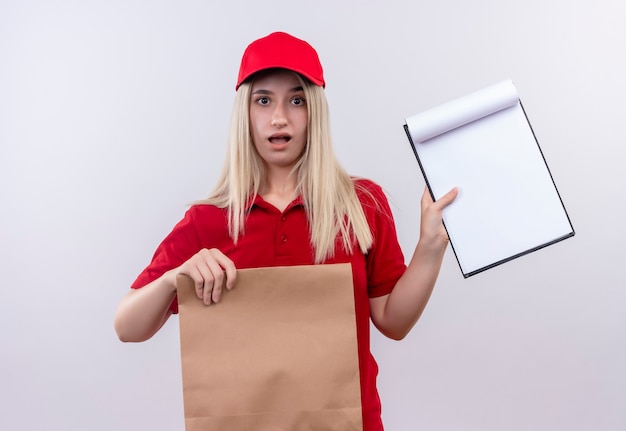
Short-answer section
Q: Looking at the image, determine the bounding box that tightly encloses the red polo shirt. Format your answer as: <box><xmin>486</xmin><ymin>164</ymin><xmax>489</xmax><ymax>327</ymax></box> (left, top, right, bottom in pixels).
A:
<box><xmin>131</xmin><ymin>178</ymin><xmax>407</xmax><ymax>431</ymax></box>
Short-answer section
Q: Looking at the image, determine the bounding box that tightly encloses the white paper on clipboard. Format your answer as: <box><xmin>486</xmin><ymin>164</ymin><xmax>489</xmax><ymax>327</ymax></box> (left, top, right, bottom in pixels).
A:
<box><xmin>404</xmin><ymin>80</ymin><xmax>574</xmax><ymax>277</ymax></box>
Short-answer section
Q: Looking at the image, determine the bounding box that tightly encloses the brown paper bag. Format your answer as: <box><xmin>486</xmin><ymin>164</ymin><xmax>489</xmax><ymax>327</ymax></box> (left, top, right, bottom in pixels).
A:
<box><xmin>177</xmin><ymin>263</ymin><xmax>363</xmax><ymax>431</ymax></box>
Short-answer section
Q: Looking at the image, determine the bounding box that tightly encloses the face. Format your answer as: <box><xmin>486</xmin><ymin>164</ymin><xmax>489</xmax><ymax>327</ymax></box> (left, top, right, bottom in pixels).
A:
<box><xmin>249</xmin><ymin>69</ymin><xmax>308</xmax><ymax>172</ymax></box>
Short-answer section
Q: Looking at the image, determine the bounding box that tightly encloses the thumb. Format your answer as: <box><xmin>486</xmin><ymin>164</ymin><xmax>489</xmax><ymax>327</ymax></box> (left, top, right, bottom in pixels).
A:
<box><xmin>435</xmin><ymin>187</ymin><xmax>458</xmax><ymax>209</ymax></box>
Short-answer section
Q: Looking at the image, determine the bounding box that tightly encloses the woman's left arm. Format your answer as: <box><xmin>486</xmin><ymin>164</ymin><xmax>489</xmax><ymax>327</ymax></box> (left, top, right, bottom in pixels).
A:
<box><xmin>369</xmin><ymin>186</ymin><xmax>458</xmax><ymax>340</ymax></box>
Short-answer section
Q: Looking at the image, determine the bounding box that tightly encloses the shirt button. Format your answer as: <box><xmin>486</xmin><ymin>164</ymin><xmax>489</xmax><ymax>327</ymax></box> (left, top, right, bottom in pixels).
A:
<box><xmin>281</xmin><ymin>215</ymin><xmax>287</xmax><ymax>222</ymax></box>
<box><xmin>281</xmin><ymin>234</ymin><xmax>288</xmax><ymax>243</ymax></box>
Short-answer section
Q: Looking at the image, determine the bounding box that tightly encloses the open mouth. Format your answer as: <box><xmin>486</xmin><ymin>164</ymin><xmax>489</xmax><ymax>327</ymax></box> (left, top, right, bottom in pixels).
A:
<box><xmin>269</xmin><ymin>134</ymin><xmax>291</xmax><ymax>145</ymax></box>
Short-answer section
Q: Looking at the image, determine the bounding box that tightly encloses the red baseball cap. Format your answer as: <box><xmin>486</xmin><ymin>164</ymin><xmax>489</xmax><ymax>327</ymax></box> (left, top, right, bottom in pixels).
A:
<box><xmin>236</xmin><ymin>32</ymin><xmax>325</xmax><ymax>90</ymax></box>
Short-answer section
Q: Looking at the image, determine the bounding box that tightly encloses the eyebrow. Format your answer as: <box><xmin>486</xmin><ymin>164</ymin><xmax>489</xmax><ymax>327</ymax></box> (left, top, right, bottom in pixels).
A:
<box><xmin>251</xmin><ymin>86</ymin><xmax>304</xmax><ymax>95</ymax></box>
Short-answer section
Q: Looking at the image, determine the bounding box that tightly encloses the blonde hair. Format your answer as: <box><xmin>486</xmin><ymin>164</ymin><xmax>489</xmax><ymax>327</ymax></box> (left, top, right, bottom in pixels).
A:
<box><xmin>202</xmin><ymin>74</ymin><xmax>373</xmax><ymax>263</ymax></box>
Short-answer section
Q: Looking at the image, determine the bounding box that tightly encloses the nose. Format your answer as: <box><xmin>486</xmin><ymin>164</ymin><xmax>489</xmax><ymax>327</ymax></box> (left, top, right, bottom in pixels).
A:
<box><xmin>271</xmin><ymin>105</ymin><xmax>287</xmax><ymax>128</ymax></box>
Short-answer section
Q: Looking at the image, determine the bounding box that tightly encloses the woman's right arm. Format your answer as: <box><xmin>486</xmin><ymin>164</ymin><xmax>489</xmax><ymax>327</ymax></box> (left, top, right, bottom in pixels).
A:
<box><xmin>114</xmin><ymin>248</ymin><xmax>237</xmax><ymax>342</ymax></box>
<box><xmin>114</xmin><ymin>269</ymin><xmax>178</xmax><ymax>343</ymax></box>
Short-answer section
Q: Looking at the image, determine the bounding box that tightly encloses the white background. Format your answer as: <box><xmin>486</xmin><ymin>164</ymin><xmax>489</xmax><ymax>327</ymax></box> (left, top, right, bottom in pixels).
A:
<box><xmin>1</xmin><ymin>1</ymin><xmax>624</xmax><ymax>430</ymax></box>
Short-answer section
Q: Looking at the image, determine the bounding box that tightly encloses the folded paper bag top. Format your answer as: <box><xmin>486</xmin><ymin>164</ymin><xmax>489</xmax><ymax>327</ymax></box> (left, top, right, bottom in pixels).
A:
<box><xmin>176</xmin><ymin>263</ymin><xmax>363</xmax><ymax>431</ymax></box>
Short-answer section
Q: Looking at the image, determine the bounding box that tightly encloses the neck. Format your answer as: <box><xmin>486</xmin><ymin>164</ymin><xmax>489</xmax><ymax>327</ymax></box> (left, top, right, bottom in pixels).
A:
<box><xmin>261</xmin><ymin>168</ymin><xmax>299</xmax><ymax>212</ymax></box>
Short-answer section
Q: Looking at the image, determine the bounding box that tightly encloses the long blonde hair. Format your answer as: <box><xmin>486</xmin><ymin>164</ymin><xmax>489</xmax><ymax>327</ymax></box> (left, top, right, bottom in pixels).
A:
<box><xmin>202</xmin><ymin>74</ymin><xmax>373</xmax><ymax>263</ymax></box>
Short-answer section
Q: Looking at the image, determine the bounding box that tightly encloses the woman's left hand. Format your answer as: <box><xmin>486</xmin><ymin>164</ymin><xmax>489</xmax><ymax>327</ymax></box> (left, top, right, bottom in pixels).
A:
<box><xmin>419</xmin><ymin>186</ymin><xmax>458</xmax><ymax>246</ymax></box>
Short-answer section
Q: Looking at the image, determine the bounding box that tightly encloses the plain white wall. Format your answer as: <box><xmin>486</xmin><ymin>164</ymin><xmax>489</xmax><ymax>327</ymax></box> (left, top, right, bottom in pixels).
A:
<box><xmin>1</xmin><ymin>0</ymin><xmax>624</xmax><ymax>430</ymax></box>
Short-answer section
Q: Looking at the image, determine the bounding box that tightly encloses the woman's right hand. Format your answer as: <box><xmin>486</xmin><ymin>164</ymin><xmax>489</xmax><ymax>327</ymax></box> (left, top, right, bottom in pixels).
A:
<box><xmin>177</xmin><ymin>248</ymin><xmax>236</xmax><ymax>305</ymax></box>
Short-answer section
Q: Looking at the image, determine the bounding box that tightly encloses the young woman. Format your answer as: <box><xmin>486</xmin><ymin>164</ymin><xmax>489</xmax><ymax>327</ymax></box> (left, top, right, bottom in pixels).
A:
<box><xmin>114</xmin><ymin>31</ymin><xmax>457</xmax><ymax>430</ymax></box>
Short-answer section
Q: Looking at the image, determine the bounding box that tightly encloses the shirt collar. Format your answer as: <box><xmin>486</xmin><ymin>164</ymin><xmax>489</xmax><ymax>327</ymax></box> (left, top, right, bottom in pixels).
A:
<box><xmin>246</xmin><ymin>194</ymin><xmax>304</xmax><ymax>213</ymax></box>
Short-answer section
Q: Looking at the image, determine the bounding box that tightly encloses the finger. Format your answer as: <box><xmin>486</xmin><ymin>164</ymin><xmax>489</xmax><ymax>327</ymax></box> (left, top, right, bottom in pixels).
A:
<box><xmin>189</xmin><ymin>252</ymin><xmax>218</xmax><ymax>305</ymax></box>
<box><xmin>421</xmin><ymin>186</ymin><xmax>434</xmax><ymax>206</ymax></box>
<box><xmin>187</xmin><ymin>248</ymin><xmax>237</xmax><ymax>304</ymax></box>
<box><xmin>183</xmin><ymin>265</ymin><xmax>209</xmax><ymax>302</ymax></box>
<box><xmin>212</xmin><ymin>251</ymin><xmax>237</xmax><ymax>290</ymax></box>
<box><xmin>432</xmin><ymin>187</ymin><xmax>458</xmax><ymax>209</ymax></box>
<box><xmin>200</xmin><ymin>271</ymin><xmax>216</xmax><ymax>306</ymax></box>
<box><xmin>201</xmin><ymin>249</ymin><xmax>228</xmax><ymax>304</ymax></box>
<box><xmin>194</xmin><ymin>262</ymin><xmax>216</xmax><ymax>305</ymax></box>
<box><xmin>208</xmin><ymin>263</ymin><xmax>224</xmax><ymax>304</ymax></box>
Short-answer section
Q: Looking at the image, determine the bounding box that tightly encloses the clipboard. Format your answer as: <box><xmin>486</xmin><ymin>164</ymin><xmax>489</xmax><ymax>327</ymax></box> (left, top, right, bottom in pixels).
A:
<box><xmin>404</xmin><ymin>80</ymin><xmax>574</xmax><ymax>277</ymax></box>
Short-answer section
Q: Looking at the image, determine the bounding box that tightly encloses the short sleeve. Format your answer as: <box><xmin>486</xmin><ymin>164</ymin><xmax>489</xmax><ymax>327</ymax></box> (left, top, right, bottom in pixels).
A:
<box><xmin>355</xmin><ymin>179</ymin><xmax>407</xmax><ymax>298</ymax></box>
<box><xmin>130</xmin><ymin>207</ymin><xmax>205</xmax><ymax>313</ymax></box>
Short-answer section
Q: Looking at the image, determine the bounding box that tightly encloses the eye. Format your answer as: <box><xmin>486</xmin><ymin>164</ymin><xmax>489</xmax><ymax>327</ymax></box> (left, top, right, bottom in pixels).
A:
<box><xmin>291</xmin><ymin>96</ymin><xmax>306</xmax><ymax>106</ymax></box>
<box><xmin>256</xmin><ymin>97</ymin><xmax>270</xmax><ymax>105</ymax></box>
